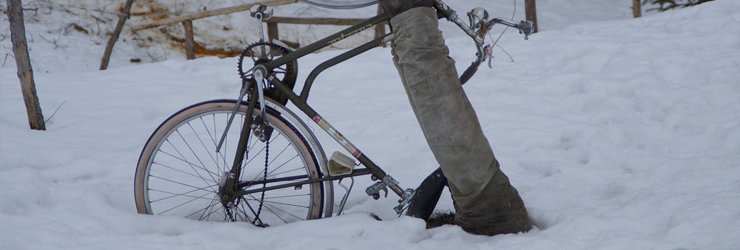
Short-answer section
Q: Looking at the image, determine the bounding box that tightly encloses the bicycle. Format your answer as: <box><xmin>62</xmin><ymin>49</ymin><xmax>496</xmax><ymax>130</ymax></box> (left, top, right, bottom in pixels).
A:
<box><xmin>134</xmin><ymin>0</ymin><xmax>533</xmax><ymax>227</ymax></box>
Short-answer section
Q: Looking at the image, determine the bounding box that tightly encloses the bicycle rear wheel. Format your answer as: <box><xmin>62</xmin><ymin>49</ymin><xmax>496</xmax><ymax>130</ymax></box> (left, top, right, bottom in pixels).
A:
<box><xmin>135</xmin><ymin>100</ymin><xmax>324</xmax><ymax>226</ymax></box>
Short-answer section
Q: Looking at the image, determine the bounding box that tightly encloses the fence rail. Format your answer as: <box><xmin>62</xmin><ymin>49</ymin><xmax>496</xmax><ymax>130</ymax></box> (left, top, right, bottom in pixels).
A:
<box><xmin>100</xmin><ymin>0</ymin><xmax>387</xmax><ymax>69</ymax></box>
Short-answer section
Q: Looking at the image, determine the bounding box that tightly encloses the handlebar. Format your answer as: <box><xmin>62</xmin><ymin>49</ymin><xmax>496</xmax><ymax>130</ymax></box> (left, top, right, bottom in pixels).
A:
<box><xmin>459</xmin><ymin>60</ymin><xmax>481</xmax><ymax>85</ymax></box>
<box><xmin>433</xmin><ymin>0</ymin><xmax>533</xmax><ymax>85</ymax></box>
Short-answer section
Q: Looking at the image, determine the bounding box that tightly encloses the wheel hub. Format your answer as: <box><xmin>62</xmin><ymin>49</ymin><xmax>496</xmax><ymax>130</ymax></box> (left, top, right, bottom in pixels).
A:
<box><xmin>218</xmin><ymin>171</ymin><xmax>238</xmax><ymax>207</ymax></box>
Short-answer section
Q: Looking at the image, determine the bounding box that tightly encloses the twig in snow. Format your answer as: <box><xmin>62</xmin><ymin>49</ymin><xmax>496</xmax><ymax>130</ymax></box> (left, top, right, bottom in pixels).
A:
<box><xmin>2</xmin><ymin>53</ymin><xmax>15</xmax><ymax>67</ymax></box>
<box><xmin>44</xmin><ymin>101</ymin><xmax>66</xmax><ymax>124</ymax></box>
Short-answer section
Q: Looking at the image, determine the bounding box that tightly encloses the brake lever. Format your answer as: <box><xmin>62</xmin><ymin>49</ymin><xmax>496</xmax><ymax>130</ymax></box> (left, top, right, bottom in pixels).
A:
<box><xmin>518</xmin><ymin>20</ymin><xmax>535</xmax><ymax>40</ymax></box>
<box><xmin>484</xmin><ymin>44</ymin><xmax>493</xmax><ymax>68</ymax></box>
<box><xmin>435</xmin><ymin>0</ymin><xmax>533</xmax><ymax>84</ymax></box>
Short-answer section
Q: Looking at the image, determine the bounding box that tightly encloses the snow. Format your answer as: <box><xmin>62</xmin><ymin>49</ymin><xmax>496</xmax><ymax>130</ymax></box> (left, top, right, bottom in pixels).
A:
<box><xmin>2</xmin><ymin>0</ymin><xmax>740</xmax><ymax>249</ymax></box>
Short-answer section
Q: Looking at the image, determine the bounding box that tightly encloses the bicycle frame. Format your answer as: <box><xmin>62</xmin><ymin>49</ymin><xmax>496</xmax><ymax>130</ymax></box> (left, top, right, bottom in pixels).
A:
<box><xmin>231</xmin><ymin>12</ymin><xmax>405</xmax><ymax>200</ymax></box>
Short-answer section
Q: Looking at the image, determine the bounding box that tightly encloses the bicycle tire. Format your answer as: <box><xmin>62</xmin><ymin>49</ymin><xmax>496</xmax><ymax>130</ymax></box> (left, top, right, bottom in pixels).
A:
<box><xmin>135</xmin><ymin>100</ymin><xmax>324</xmax><ymax>226</ymax></box>
<box><xmin>299</xmin><ymin>0</ymin><xmax>378</xmax><ymax>9</ymax></box>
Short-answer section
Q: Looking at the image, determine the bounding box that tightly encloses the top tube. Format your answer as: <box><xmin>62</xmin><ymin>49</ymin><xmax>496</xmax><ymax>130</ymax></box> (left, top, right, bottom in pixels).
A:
<box><xmin>262</xmin><ymin>12</ymin><xmax>391</xmax><ymax>71</ymax></box>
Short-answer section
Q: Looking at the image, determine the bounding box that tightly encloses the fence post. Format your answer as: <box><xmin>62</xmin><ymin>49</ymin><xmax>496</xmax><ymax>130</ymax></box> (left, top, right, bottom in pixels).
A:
<box><xmin>6</xmin><ymin>0</ymin><xmax>45</xmax><ymax>130</ymax></box>
<box><xmin>182</xmin><ymin>20</ymin><xmax>196</xmax><ymax>59</ymax></box>
<box><xmin>632</xmin><ymin>0</ymin><xmax>642</xmax><ymax>18</ymax></box>
<box><xmin>375</xmin><ymin>4</ymin><xmax>387</xmax><ymax>47</ymax></box>
<box><xmin>267</xmin><ymin>21</ymin><xmax>279</xmax><ymax>43</ymax></box>
<box><xmin>525</xmin><ymin>0</ymin><xmax>538</xmax><ymax>33</ymax></box>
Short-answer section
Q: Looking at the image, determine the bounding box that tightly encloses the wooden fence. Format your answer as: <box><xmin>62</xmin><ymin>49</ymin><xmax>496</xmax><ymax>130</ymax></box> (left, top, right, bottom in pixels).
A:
<box><xmin>100</xmin><ymin>0</ymin><xmax>386</xmax><ymax>70</ymax></box>
<box><xmin>264</xmin><ymin>7</ymin><xmax>387</xmax><ymax>49</ymax></box>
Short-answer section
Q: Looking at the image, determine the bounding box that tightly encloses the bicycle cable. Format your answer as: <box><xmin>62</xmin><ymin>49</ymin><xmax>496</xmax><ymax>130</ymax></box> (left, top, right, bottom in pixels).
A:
<box><xmin>488</xmin><ymin>0</ymin><xmax>518</xmax><ymax>64</ymax></box>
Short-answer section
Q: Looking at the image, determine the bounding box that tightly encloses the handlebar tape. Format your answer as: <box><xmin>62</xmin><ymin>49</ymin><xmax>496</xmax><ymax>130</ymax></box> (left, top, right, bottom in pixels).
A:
<box><xmin>460</xmin><ymin>60</ymin><xmax>482</xmax><ymax>85</ymax></box>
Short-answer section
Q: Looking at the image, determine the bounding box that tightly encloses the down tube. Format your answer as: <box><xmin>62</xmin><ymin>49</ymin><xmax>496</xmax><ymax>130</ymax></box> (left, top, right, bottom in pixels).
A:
<box><xmin>268</xmin><ymin>76</ymin><xmax>389</xmax><ymax>181</ymax></box>
<box><xmin>267</xmin><ymin>62</ymin><xmax>390</xmax><ymax>181</ymax></box>
<box><xmin>311</xmin><ymin>114</ymin><xmax>387</xmax><ymax>180</ymax></box>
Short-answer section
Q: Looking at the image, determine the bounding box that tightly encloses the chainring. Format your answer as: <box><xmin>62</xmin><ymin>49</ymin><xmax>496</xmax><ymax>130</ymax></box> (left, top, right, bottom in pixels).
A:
<box><xmin>237</xmin><ymin>42</ymin><xmax>298</xmax><ymax>105</ymax></box>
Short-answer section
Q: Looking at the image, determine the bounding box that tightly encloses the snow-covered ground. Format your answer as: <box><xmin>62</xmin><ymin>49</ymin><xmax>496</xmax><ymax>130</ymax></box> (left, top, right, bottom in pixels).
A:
<box><xmin>2</xmin><ymin>0</ymin><xmax>739</xmax><ymax>249</ymax></box>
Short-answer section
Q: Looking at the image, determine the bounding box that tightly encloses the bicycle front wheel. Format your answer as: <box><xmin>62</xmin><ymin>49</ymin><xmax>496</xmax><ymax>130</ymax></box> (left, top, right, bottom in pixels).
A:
<box><xmin>135</xmin><ymin>100</ymin><xmax>324</xmax><ymax>226</ymax></box>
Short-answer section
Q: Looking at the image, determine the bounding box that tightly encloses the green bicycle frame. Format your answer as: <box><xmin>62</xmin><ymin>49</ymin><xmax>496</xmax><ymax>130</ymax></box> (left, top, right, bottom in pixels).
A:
<box><xmin>231</xmin><ymin>12</ymin><xmax>401</xmax><ymax>197</ymax></box>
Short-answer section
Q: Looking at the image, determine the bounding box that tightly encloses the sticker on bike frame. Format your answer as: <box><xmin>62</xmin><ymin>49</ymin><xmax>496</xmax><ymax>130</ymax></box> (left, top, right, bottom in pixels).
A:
<box><xmin>313</xmin><ymin>115</ymin><xmax>362</xmax><ymax>158</ymax></box>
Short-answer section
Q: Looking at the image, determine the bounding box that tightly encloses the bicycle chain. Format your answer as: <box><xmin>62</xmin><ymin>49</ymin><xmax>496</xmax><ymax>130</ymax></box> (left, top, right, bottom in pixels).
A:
<box><xmin>251</xmin><ymin>137</ymin><xmax>269</xmax><ymax>227</ymax></box>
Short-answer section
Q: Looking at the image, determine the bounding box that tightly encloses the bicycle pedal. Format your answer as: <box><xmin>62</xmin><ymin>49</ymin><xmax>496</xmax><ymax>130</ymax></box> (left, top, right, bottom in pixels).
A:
<box><xmin>251</xmin><ymin>116</ymin><xmax>273</xmax><ymax>142</ymax></box>
<box><xmin>249</xmin><ymin>5</ymin><xmax>273</xmax><ymax>20</ymax></box>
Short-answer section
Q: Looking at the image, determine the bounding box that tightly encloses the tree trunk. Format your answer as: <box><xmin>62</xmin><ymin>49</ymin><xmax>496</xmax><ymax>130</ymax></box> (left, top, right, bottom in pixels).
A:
<box><xmin>100</xmin><ymin>0</ymin><xmax>135</xmax><ymax>70</ymax></box>
<box><xmin>6</xmin><ymin>0</ymin><xmax>46</xmax><ymax>130</ymax></box>
<box><xmin>633</xmin><ymin>0</ymin><xmax>642</xmax><ymax>18</ymax></box>
<box><xmin>525</xmin><ymin>0</ymin><xmax>538</xmax><ymax>33</ymax></box>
